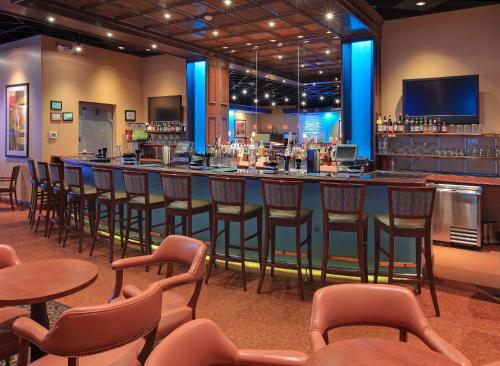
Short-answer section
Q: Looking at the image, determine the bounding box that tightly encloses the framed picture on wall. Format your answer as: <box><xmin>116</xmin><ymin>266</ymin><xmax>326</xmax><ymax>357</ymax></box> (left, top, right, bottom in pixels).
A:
<box><xmin>62</xmin><ymin>112</ymin><xmax>73</xmax><ymax>122</ymax></box>
<box><xmin>50</xmin><ymin>100</ymin><xmax>62</xmax><ymax>110</ymax></box>
<box><xmin>125</xmin><ymin>110</ymin><xmax>136</xmax><ymax>122</ymax></box>
<box><xmin>50</xmin><ymin>112</ymin><xmax>62</xmax><ymax>122</ymax></box>
<box><xmin>5</xmin><ymin>83</ymin><xmax>29</xmax><ymax>158</ymax></box>
<box><xmin>235</xmin><ymin>119</ymin><xmax>246</xmax><ymax>137</ymax></box>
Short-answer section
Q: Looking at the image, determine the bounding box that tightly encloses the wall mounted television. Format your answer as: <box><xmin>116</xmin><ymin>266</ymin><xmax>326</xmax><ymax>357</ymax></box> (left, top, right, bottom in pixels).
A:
<box><xmin>403</xmin><ymin>75</ymin><xmax>479</xmax><ymax>124</ymax></box>
<box><xmin>148</xmin><ymin>95</ymin><xmax>183</xmax><ymax>121</ymax></box>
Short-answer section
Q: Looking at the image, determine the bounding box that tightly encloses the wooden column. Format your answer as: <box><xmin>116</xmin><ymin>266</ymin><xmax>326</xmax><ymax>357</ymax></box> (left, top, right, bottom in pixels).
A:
<box><xmin>206</xmin><ymin>58</ymin><xmax>229</xmax><ymax>145</ymax></box>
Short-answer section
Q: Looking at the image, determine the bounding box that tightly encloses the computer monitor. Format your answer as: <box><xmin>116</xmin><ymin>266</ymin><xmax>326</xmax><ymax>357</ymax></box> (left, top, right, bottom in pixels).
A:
<box><xmin>335</xmin><ymin>144</ymin><xmax>357</xmax><ymax>162</ymax></box>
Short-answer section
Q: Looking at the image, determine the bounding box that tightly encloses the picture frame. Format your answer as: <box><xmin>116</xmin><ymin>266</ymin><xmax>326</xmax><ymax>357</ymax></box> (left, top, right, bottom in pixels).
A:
<box><xmin>235</xmin><ymin>119</ymin><xmax>246</xmax><ymax>137</ymax></box>
<box><xmin>50</xmin><ymin>100</ymin><xmax>62</xmax><ymax>110</ymax></box>
<box><xmin>5</xmin><ymin>83</ymin><xmax>29</xmax><ymax>158</ymax></box>
<box><xmin>62</xmin><ymin>112</ymin><xmax>73</xmax><ymax>122</ymax></box>
<box><xmin>125</xmin><ymin>110</ymin><xmax>136</xmax><ymax>122</ymax></box>
<box><xmin>50</xmin><ymin>112</ymin><xmax>62</xmax><ymax>122</ymax></box>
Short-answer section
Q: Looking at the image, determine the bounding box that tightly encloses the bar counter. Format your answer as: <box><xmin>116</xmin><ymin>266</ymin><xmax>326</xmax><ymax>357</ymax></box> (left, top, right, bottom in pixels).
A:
<box><xmin>62</xmin><ymin>157</ymin><xmax>498</xmax><ymax>275</ymax></box>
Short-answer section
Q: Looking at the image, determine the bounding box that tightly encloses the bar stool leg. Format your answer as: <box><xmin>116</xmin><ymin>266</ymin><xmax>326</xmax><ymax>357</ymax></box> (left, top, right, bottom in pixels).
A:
<box><xmin>307</xmin><ymin>219</ymin><xmax>313</xmax><ymax>283</ymax></box>
<box><xmin>415</xmin><ymin>237</ymin><xmax>422</xmax><ymax>294</ymax></box>
<box><xmin>364</xmin><ymin>224</ymin><xmax>369</xmax><ymax>282</ymax></box>
<box><xmin>270</xmin><ymin>225</ymin><xmax>276</xmax><ymax>277</ymax></box>
<box><xmin>239</xmin><ymin>219</ymin><xmax>247</xmax><ymax>292</ymax></box>
<box><xmin>122</xmin><ymin>205</ymin><xmax>132</xmax><ymax>258</ymax></box>
<box><xmin>118</xmin><ymin>203</ymin><xmax>124</xmax><ymax>248</ymax></box>
<box><xmin>43</xmin><ymin>192</ymin><xmax>52</xmax><ymax>236</ymax></box>
<box><xmin>181</xmin><ymin>216</ymin><xmax>187</xmax><ymax>236</ymax></box>
<box><xmin>137</xmin><ymin>209</ymin><xmax>144</xmax><ymax>254</ymax></box>
<box><xmin>34</xmin><ymin>190</ymin><xmax>45</xmax><ymax>233</ymax></box>
<box><xmin>321</xmin><ymin>225</ymin><xmax>329</xmax><ymax>286</ymax></box>
<box><xmin>373</xmin><ymin>222</ymin><xmax>381</xmax><ymax>283</ymax></box>
<box><xmin>78</xmin><ymin>198</ymin><xmax>85</xmax><ymax>253</ymax></box>
<box><xmin>357</xmin><ymin>226</ymin><xmax>367</xmax><ymax>283</ymax></box>
<box><xmin>224</xmin><ymin>221</ymin><xmax>230</xmax><ymax>270</ymax></box>
<box><xmin>144</xmin><ymin>208</ymin><xmax>153</xmax><ymax>272</ymax></box>
<box><xmin>57</xmin><ymin>193</ymin><xmax>66</xmax><ymax>244</ymax></box>
<box><xmin>256</xmin><ymin>212</ymin><xmax>262</xmax><ymax>270</ymax></box>
<box><xmin>89</xmin><ymin>201</ymin><xmax>102</xmax><ymax>257</ymax></box>
<box><xmin>295</xmin><ymin>225</ymin><xmax>305</xmax><ymax>300</ymax></box>
<box><xmin>387</xmin><ymin>233</ymin><xmax>395</xmax><ymax>284</ymax></box>
<box><xmin>424</xmin><ymin>233</ymin><xmax>440</xmax><ymax>317</ymax></box>
<box><xmin>108</xmin><ymin>203</ymin><xmax>116</xmax><ymax>263</ymax></box>
<box><xmin>256</xmin><ymin>218</ymin><xmax>270</xmax><ymax>294</ymax></box>
<box><xmin>205</xmin><ymin>215</ymin><xmax>218</xmax><ymax>284</ymax></box>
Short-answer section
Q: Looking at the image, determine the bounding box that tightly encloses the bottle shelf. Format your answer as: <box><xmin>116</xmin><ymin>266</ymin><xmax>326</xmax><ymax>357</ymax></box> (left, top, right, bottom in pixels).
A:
<box><xmin>376</xmin><ymin>133</ymin><xmax>496</xmax><ymax>137</ymax></box>
<box><xmin>377</xmin><ymin>153</ymin><xmax>499</xmax><ymax>160</ymax></box>
<box><xmin>147</xmin><ymin>130</ymin><xmax>186</xmax><ymax>134</ymax></box>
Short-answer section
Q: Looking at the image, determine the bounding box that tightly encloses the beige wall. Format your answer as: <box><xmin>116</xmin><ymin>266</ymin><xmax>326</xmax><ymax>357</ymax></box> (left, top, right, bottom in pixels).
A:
<box><xmin>41</xmin><ymin>36</ymin><xmax>143</xmax><ymax>161</ymax></box>
<box><xmin>381</xmin><ymin>4</ymin><xmax>500</xmax><ymax>132</ymax></box>
<box><xmin>0</xmin><ymin>36</ymin><xmax>42</xmax><ymax>200</ymax></box>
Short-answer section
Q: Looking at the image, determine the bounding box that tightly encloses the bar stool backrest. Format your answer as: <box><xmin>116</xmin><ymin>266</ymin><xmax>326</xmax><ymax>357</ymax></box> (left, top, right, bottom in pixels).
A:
<box><xmin>161</xmin><ymin>173</ymin><xmax>191</xmax><ymax>208</ymax></box>
<box><xmin>209</xmin><ymin>176</ymin><xmax>245</xmax><ymax>215</ymax></box>
<box><xmin>64</xmin><ymin>166</ymin><xmax>85</xmax><ymax>195</ymax></box>
<box><xmin>261</xmin><ymin>179</ymin><xmax>302</xmax><ymax>219</ymax></box>
<box><xmin>93</xmin><ymin>168</ymin><xmax>115</xmax><ymax>199</ymax></box>
<box><xmin>49</xmin><ymin>163</ymin><xmax>65</xmax><ymax>190</ymax></box>
<box><xmin>37</xmin><ymin>162</ymin><xmax>50</xmax><ymax>186</ymax></box>
<box><xmin>8</xmin><ymin>166</ymin><xmax>20</xmax><ymax>191</ymax></box>
<box><xmin>123</xmin><ymin>170</ymin><xmax>150</xmax><ymax>203</ymax></box>
<box><xmin>388</xmin><ymin>186</ymin><xmax>436</xmax><ymax>227</ymax></box>
<box><xmin>320</xmin><ymin>182</ymin><xmax>365</xmax><ymax>220</ymax></box>
<box><xmin>26</xmin><ymin>157</ymin><xmax>38</xmax><ymax>184</ymax></box>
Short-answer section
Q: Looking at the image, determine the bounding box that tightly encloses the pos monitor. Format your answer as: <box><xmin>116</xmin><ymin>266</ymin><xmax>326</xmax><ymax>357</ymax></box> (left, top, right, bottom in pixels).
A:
<box><xmin>334</xmin><ymin>144</ymin><xmax>358</xmax><ymax>163</ymax></box>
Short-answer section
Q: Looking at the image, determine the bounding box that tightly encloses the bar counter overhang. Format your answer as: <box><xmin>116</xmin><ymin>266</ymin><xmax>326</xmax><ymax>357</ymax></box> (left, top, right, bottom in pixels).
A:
<box><xmin>62</xmin><ymin>157</ymin><xmax>477</xmax><ymax>275</ymax></box>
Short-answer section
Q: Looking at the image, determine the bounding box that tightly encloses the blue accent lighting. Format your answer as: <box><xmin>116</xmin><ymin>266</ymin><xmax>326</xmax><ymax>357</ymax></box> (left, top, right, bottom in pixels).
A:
<box><xmin>301</xmin><ymin>112</ymin><xmax>341</xmax><ymax>142</ymax></box>
<box><xmin>228</xmin><ymin>109</ymin><xmax>236</xmax><ymax>140</ymax></box>
<box><xmin>187</xmin><ymin>61</ymin><xmax>207</xmax><ymax>153</ymax></box>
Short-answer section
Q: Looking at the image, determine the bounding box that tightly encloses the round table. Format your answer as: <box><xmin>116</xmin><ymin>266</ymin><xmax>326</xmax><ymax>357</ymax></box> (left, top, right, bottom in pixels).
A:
<box><xmin>0</xmin><ymin>259</ymin><xmax>98</xmax><ymax>360</ymax></box>
<box><xmin>306</xmin><ymin>338</ymin><xmax>459</xmax><ymax>366</ymax></box>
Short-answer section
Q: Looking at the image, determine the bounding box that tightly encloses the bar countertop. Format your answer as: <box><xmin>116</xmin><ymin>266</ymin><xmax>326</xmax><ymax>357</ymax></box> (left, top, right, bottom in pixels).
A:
<box><xmin>62</xmin><ymin>157</ymin><xmax>432</xmax><ymax>186</ymax></box>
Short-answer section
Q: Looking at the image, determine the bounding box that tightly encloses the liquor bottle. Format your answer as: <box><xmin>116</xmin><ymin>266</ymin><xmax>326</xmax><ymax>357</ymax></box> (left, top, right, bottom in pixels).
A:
<box><xmin>398</xmin><ymin>114</ymin><xmax>403</xmax><ymax>133</ymax></box>
<box><xmin>420</xmin><ymin>118</ymin><xmax>424</xmax><ymax>133</ymax></box>
<box><xmin>376</xmin><ymin>114</ymin><xmax>383</xmax><ymax>133</ymax></box>
<box><xmin>437</xmin><ymin>118</ymin><xmax>442</xmax><ymax>133</ymax></box>
<box><xmin>404</xmin><ymin>115</ymin><xmax>410</xmax><ymax>133</ymax></box>
<box><xmin>442</xmin><ymin>120</ymin><xmax>448</xmax><ymax>133</ymax></box>
<box><xmin>423</xmin><ymin>117</ymin><xmax>429</xmax><ymax>133</ymax></box>
<box><xmin>387</xmin><ymin>115</ymin><xmax>393</xmax><ymax>133</ymax></box>
<box><xmin>433</xmin><ymin>118</ymin><xmax>438</xmax><ymax>133</ymax></box>
<box><xmin>382</xmin><ymin>116</ymin><xmax>387</xmax><ymax>133</ymax></box>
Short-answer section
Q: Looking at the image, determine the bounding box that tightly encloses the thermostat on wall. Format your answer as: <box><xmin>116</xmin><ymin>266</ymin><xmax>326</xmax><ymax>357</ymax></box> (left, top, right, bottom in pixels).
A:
<box><xmin>48</xmin><ymin>131</ymin><xmax>59</xmax><ymax>140</ymax></box>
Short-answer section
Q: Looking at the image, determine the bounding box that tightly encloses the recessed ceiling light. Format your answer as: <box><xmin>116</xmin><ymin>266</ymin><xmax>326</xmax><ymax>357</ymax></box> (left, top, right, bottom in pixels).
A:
<box><xmin>75</xmin><ymin>46</ymin><xmax>83</xmax><ymax>53</ymax></box>
<box><xmin>106</xmin><ymin>32</ymin><xmax>113</xmax><ymax>38</ymax></box>
<box><xmin>212</xmin><ymin>30</ymin><xmax>219</xmax><ymax>36</ymax></box>
<box><xmin>285</xmin><ymin>97</ymin><xmax>289</xmax><ymax>102</ymax></box>
<box><xmin>224</xmin><ymin>0</ymin><xmax>232</xmax><ymax>6</ymax></box>
<box><xmin>151</xmin><ymin>44</ymin><xmax>158</xmax><ymax>49</ymax></box>
<box><xmin>246</xmin><ymin>42</ymin><xmax>252</xmax><ymax>46</ymax></box>
<box><xmin>325</xmin><ymin>12</ymin><xmax>334</xmax><ymax>20</ymax></box>
<box><xmin>47</xmin><ymin>16</ymin><xmax>55</xmax><ymax>23</ymax></box>
<box><xmin>164</xmin><ymin>13</ymin><xmax>171</xmax><ymax>19</ymax></box>
<box><xmin>268</xmin><ymin>20</ymin><xmax>275</xmax><ymax>27</ymax></box>
<box><xmin>277</xmin><ymin>55</ymin><xmax>282</xmax><ymax>59</ymax></box>
<box><xmin>270</xmin><ymin>39</ymin><xmax>276</xmax><ymax>42</ymax></box>
<box><xmin>301</xmin><ymin>101</ymin><xmax>306</xmax><ymax>106</ymax></box>
<box><xmin>335</xmin><ymin>77</ymin><xmax>339</xmax><ymax>81</ymax></box>
<box><xmin>297</xmin><ymin>35</ymin><xmax>303</xmax><ymax>39</ymax></box>
<box><xmin>264</xmin><ymin>93</ymin><xmax>270</xmax><ymax>99</ymax></box>
<box><xmin>335</xmin><ymin>98</ymin><xmax>340</xmax><ymax>104</ymax></box>
<box><xmin>204</xmin><ymin>15</ymin><xmax>213</xmax><ymax>21</ymax></box>
<box><xmin>223</xmin><ymin>46</ymin><xmax>228</xmax><ymax>49</ymax></box>
<box><xmin>301</xmin><ymin>64</ymin><xmax>305</xmax><ymax>68</ymax></box>
<box><xmin>302</xmin><ymin>92</ymin><xmax>307</xmax><ymax>97</ymax></box>
<box><xmin>254</xmin><ymin>98</ymin><xmax>258</xmax><ymax>103</ymax></box>
<box><xmin>416</xmin><ymin>1</ymin><xmax>426</xmax><ymax>6</ymax></box>
<box><xmin>312</xmin><ymin>82</ymin><xmax>316</xmax><ymax>86</ymax></box>
<box><xmin>265</xmin><ymin>74</ymin><xmax>269</xmax><ymax>78</ymax></box>
<box><xmin>271</xmin><ymin>101</ymin><xmax>276</xmax><ymax>106</ymax></box>
<box><xmin>320</xmin><ymin>95</ymin><xmax>324</xmax><ymax>101</ymax></box>
<box><xmin>319</xmin><ymin>70</ymin><xmax>324</xmax><ymax>74</ymax></box>
<box><xmin>232</xmin><ymin>95</ymin><xmax>237</xmax><ymax>100</ymax></box>
<box><xmin>230</xmin><ymin>49</ymin><xmax>235</xmax><ymax>53</ymax></box>
<box><xmin>118</xmin><ymin>46</ymin><xmax>124</xmax><ymax>50</ymax></box>
<box><xmin>334</xmin><ymin>36</ymin><xmax>340</xmax><ymax>39</ymax></box>
<box><xmin>242</xmin><ymin>89</ymin><xmax>248</xmax><ymax>95</ymax></box>
<box><xmin>282</xmin><ymin>79</ymin><xmax>286</xmax><ymax>83</ymax></box>
<box><xmin>245</xmin><ymin>69</ymin><xmax>250</xmax><ymax>73</ymax></box>
<box><xmin>146</xmin><ymin>48</ymin><xmax>151</xmax><ymax>52</ymax></box>
<box><xmin>325</xmin><ymin>49</ymin><xmax>331</xmax><ymax>54</ymax></box>
<box><xmin>277</xmin><ymin>43</ymin><xmax>283</xmax><ymax>47</ymax></box>
<box><xmin>326</xmin><ymin>30</ymin><xmax>332</xmax><ymax>34</ymax></box>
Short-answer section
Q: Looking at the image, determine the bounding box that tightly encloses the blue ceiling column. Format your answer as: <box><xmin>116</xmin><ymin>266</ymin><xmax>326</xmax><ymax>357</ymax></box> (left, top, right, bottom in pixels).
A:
<box><xmin>187</xmin><ymin>60</ymin><xmax>207</xmax><ymax>154</ymax></box>
<box><xmin>342</xmin><ymin>39</ymin><xmax>374</xmax><ymax>160</ymax></box>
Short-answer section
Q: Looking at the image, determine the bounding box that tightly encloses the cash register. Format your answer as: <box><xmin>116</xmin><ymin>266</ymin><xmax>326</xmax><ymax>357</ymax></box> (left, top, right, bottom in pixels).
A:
<box><xmin>335</xmin><ymin>144</ymin><xmax>363</xmax><ymax>172</ymax></box>
<box><xmin>171</xmin><ymin>141</ymin><xmax>193</xmax><ymax>165</ymax></box>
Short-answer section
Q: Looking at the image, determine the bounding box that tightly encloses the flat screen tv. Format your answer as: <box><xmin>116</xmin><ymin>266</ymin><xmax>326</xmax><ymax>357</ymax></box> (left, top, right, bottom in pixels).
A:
<box><xmin>403</xmin><ymin>75</ymin><xmax>479</xmax><ymax>123</ymax></box>
<box><xmin>148</xmin><ymin>95</ymin><xmax>182</xmax><ymax>121</ymax></box>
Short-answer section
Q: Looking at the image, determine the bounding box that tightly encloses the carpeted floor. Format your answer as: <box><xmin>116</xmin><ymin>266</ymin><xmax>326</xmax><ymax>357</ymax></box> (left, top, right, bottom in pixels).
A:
<box><xmin>1</xmin><ymin>203</ymin><xmax>500</xmax><ymax>365</ymax></box>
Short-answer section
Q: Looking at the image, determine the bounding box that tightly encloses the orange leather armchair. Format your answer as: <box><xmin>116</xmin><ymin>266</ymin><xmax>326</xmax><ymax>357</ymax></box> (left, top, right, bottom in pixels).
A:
<box><xmin>13</xmin><ymin>284</ymin><xmax>162</xmax><ymax>366</ymax></box>
<box><xmin>310</xmin><ymin>284</ymin><xmax>472</xmax><ymax>366</ymax></box>
<box><xmin>146</xmin><ymin>318</ymin><xmax>308</xmax><ymax>366</ymax></box>
<box><xmin>0</xmin><ymin>245</ymin><xmax>29</xmax><ymax>365</ymax></box>
<box><xmin>110</xmin><ymin>235</ymin><xmax>207</xmax><ymax>340</ymax></box>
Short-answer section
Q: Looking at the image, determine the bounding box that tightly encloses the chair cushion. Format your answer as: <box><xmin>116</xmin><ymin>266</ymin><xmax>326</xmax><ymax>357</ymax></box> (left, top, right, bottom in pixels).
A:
<box><xmin>269</xmin><ymin>208</ymin><xmax>313</xmax><ymax>220</ymax></box>
<box><xmin>217</xmin><ymin>203</ymin><xmax>260</xmax><ymax>215</ymax></box>
<box><xmin>98</xmin><ymin>191</ymin><xmax>127</xmax><ymax>200</ymax></box>
<box><xmin>28</xmin><ymin>339</ymin><xmax>144</xmax><ymax>366</ymax></box>
<box><xmin>69</xmin><ymin>185</ymin><xmax>97</xmax><ymax>196</ymax></box>
<box><xmin>375</xmin><ymin>214</ymin><xmax>426</xmax><ymax>230</ymax></box>
<box><xmin>328</xmin><ymin>213</ymin><xmax>367</xmax><ymax>224</ymax></box>
<box><xmin>168</xmin><ymin>199</ymin><xmax>211</xmax><ymax>211</ymax></box>
<box><xmin>129</xmin><ymin>194</ymin><xmax>164</xmax><ymax>205</ymax></box>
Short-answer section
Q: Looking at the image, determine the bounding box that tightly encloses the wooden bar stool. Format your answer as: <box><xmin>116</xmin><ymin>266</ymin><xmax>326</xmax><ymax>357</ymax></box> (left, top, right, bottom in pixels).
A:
<box><xmin>373</xmin><ymin>186</ymin><xmax>440</xmax><ymax>317</ymax></box>
<box><xmin>90</xmin><ymin>168</ymin><xmax>126</xmax><ymax>262</ymax></box>
<box><xmin>0</xmin><ymin>165</ymin><xmax>20</xmax><ymax>210</ymax></box>
<box><xmin>320</xmin><ymin>182</ymin><xmax>368</xmax><ymax>284</ymax></box>
<box><xmin>62</xmin><ymin>166</ymin><xmax>98</xmax><ymax>252</ymax></box>
<box><xmin>26</xmin><ymin>158</ymin><xmax>41</xmax><ymax>228</ymax></box>
<box><xmin>47</xmin><ymin>163</ymin><xmax>67</xmax><ymax>244</ymax></box>
<box><xmin>205</xmin><ymin>176</ymin><xmax>263</xmax><ymax>292</ymax></box>
<box><xmin>34</xmin><ymin>162</ymin><xmax>52</xmax><ymax>236</ymax></box>
<box><xmin>257</xmin><ymin>179</ymin><xmax>313</xmax><ymax>300</ymax></box>
<box><xmin>121</xmin><ymin>170</ymin><xmax>164</xmax><ymax>263</ymax></box>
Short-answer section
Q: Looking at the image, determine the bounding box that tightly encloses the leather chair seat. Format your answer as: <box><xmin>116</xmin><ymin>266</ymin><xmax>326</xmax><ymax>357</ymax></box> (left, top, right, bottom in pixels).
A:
<box><xmin>28</xmin><ymin>339</ymin><xmax>144</xmax><ymax>366</ymax></box>
<box><xmin>216</xmin><ymin>203</ymin><xmax>260</xmax><ymax>215</ymax></box>
<box><xmin>129</xmin><ymin>194</ymin><xmax>164</xmax><ymax>205</ymax></box>
<box><xmin>375</xmin><ymin>214</ymin><xmax>425</xmax><ymax>230</ymax></box>
<box><xmin>98</xmin><ymin>191</ymin><xmax>127</xmax><ymax>201</ymax></box>
<box><xmin>69</xmin><ymin>185</ymin><xmax>97</xmax><ymax>196</ymax></box>
<box><xmin>328</xmin><ymin>213</ymin><xmax>367</xmax><ymax>224</ymax></box>
<box><xmin>168</xmin><ymin>199</ymin><xmax>211</xmax><ymax>211</ymax></box>
<box><xmin>270</xmin><ymin>208</ymin><xmax>313</xmax><ymax>220</ymax></box>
